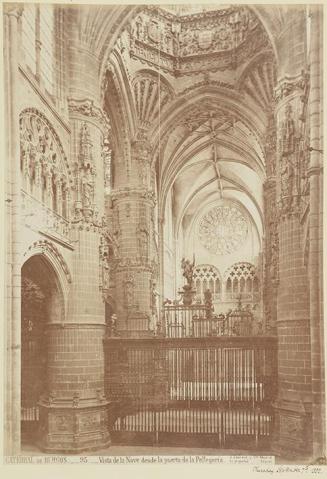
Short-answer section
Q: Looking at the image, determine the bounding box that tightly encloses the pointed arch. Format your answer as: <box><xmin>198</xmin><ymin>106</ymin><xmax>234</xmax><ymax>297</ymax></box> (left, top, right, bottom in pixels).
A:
<box><xmin>22</xmin><ymin>240</ymin><xmax>72</xmax><ymax>321</ymax></box>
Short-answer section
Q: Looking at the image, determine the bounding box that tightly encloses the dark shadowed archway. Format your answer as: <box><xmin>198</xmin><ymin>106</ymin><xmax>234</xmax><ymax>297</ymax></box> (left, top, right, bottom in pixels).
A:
<box><xmin>21</xmin><ymin>255</ymin><xmax>64</xmax><ymax>446</ymax></box>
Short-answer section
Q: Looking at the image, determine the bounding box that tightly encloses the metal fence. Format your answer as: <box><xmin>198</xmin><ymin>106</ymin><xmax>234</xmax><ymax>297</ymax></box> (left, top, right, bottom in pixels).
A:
<box><xmin>104</xmin><ymin>336</ymin><xmax>277</xmax><ymax>449</ymax></box>
<box><xmin>161</xmin><ymin>303</ymin><xmax>263</xmax><ymax>338</ymax></box>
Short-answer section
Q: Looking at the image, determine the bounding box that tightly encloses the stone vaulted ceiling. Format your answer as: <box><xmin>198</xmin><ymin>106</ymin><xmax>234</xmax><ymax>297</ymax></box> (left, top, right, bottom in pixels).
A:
<box><xmin>88</xmin><ymin>4</ymin><xmax>283</xmax><ymax>243</ymax></box>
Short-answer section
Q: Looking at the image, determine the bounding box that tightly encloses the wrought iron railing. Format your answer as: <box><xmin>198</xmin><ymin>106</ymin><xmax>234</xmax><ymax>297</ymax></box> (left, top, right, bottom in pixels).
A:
<box><xmin>104</xmin><ymin>336</ymin><xmax>277</xmax><ymax>448</ymax></box>
<box><xmin>161</xmin><ymin>303</ymin><xmax>263</xmax><ymax>338</ymax></box>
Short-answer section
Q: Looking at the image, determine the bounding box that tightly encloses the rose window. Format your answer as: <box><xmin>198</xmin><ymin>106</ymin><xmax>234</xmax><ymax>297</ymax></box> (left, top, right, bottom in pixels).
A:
<box><xmin>198</xmin><ymin>206</ymin><xmax>248</xmax><ymax>255</ymax></box>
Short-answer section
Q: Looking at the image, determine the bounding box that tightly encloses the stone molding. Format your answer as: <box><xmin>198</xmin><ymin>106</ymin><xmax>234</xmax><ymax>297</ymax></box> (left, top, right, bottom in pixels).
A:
<box><xmin>111</xmin><ymin>187</ymin><xmax>156</xmax><ymax>205</ymax></box>
<box><xmin>68</xmin><ymin>98</ymin><xmax>110</xmax><ymax>131</ymax></box>
<box><xmin>23</xmin><ymin>239</ymin><xmax>72</xmax><ymax>284</ymax></box>
<box><xmin>128</xmin><ymin>6</ymin><xmax>270</xmax><ymax>76</ymax></box>
<box><xmin>20</xmin><ymin>108</ymin><xmax>73</xmax><ymax>186</ymax></box>
<box><xmin>274</xmin><ymin>71</ymin><xmax>309</xmax><ymax>105</ymax></box>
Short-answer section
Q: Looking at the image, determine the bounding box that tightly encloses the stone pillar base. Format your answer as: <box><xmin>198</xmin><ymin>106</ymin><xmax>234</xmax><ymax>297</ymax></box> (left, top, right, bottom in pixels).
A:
<box><xmin>272</xmin><ymin>397</ymin><xmax>312</xmax><ymax>460</ymax></box>
<box><xmin>37</xmin><ymin>403</ymin><xmax>111</xmax><ymax>454</ymax></box>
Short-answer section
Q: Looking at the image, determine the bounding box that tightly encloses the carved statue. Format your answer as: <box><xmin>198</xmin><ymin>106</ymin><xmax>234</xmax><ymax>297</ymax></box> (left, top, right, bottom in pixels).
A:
<box><xmin>269</xmin><ymin>231</ymin><xmax>279</xmax><ymax>281</ymax></box>
<box><xmin>82</xmin><ymin>167</ymin><xmax>94</xmax><ymax>208</ymax></box>
<box><xmin>108</xmin><ymin>314</ymin><xmax>117</xmax><ymax>337</ymax></box>
<box><xmin>151</xmin><ymin>281</ymin><xmax>159</xmax><ymax>322</ymax></box>
<box><xmin>281</xmin><ymin>104</ymin><xmax>295</xmax><ymax>156</ymax></box>
<box><xmin>134</xmin><ymin>15</ymin><xmax>146</xmax><ymax>41</ymax></box>
<box><xmin>138</xmin><ymin>228</ymin><xmax>148</xmax><ymax>258</ymax></box>
<box><xmin>181</xmin><ymin>256</ymin><xmax>195</xmax><ymax>286</ymax></box>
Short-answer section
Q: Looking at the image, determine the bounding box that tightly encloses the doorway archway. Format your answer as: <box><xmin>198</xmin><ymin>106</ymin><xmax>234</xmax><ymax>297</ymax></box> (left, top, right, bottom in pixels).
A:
<box><xmin>21</xmin><ymin>254</ymin><xmax>64</xmax><ymax>445</ymax></box>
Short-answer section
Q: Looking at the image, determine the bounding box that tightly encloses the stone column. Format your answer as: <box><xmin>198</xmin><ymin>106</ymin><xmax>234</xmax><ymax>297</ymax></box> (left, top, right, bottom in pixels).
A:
<box><xmin>4</xmin><ymin>4</ymin><xmax>23</xmax><ymax>456</ymax></box>
<box><xmin>37</xmin><ymin>13</ymin><xmax>111</xmax><ymax>452</ymax></box>
<box><xmin>111</xmin><ymin>135</ymin><xmax>157</xmax><ymax>337</ymax></box>
<box><xmin>307</xmin><ymin>5</ymin><xmax>324</xmax><ymax>459</ymax></box>
<box><xmin>263</xmin><ymin>112</ymin><xmax>278</xmax><ymax>334</ymax></box>
<box><xmin>272</xmin><ymin>72</ymin><xmax>313</xmax><ymax>459</ymax></box>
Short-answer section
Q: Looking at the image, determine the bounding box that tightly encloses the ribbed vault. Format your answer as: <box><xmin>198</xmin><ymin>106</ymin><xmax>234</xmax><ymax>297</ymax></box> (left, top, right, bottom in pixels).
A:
<box><xmin>97</xmin><ymin>4</ymin><xmax>281</xmax><ymax>295</ymax></box>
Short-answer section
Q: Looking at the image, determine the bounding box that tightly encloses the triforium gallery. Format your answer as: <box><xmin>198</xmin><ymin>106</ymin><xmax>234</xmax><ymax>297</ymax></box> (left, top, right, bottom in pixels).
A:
<box><xmin>3</xmin><ymin>3</ymin><xmax>325</xmax><ymax>462</ymax></box>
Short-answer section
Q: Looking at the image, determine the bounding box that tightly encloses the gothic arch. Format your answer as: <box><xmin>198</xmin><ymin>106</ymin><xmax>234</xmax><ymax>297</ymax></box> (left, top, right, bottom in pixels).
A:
<box><xmin>193</xmin><ymin>264</ymin><xmax>222</xmax><ymax>301</ymax></box>
<box><xmin>20</xmin><ymin>108</ymin><xmax>73</xmax><ymax>218</ymax></box>
<box><xmin>22</xmin><ymin>240</ymin><xmax>72</xmax><ymax>321</ymax></box>
<box><xmin>96</xmin><ymin>5</ymin><xmax>281</xmax><ymax>98</ymax></box>
<box><xmin>152</xmin><ymin>86</ymin><xmax>266</xmax><ymax>159</ymax></box>
<box><xmin>223</xmin><ymin>261</ymin><xmax>260</xmax><ymax>301</ymax></box>
<box><xmin>175</xmin><ymin>177</ymin><xmax>263</xmax><ymax>243</ymax></box>
<box><xmin>103</xmin><ymin>66</ymin><xmax>132</xmax><ymax>171</ymax></box>
<box><xmin>156</xmin><ymin>87</ymin><xmax>268</xmax><ymax>225</ymax></box>
<box><xmin>105</xmin><ymin>50</ymin><xmax>136</xmax><ymax>137</ymax></box>
<box><xmin>20</xmin><ymin>108</ymin><xmax>72</xmax><ymax>183</ymax></box>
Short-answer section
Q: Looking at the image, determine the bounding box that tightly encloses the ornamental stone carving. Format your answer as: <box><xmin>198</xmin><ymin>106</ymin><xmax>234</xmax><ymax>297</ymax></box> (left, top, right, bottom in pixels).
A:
<box><xmin>264</xmin><ymin>112</ymin><xmax>277</xmax><ymax>177</ymax></box>
<box><xmin>99</xmin><ymin>235</ymin><xmax>110</xmax><ymax>293</ymax></box>
<box><xmin>137</xmin><ymin>226</ymin><xmax>149</xmax><ymax>260</ymax></box>
<box><xmin>274</xmin><ymin>71</ymin><xmax>310</xmax><ymax>105</ymax></box>
<box><xmin>277</xmin><ymin>100</ymin><xmax>306</xmax><ymax>218</ymax></box>
<box><xmin>102</xmin><ymin>137</ymin><xmax>112</xmax><ymax>194</ymax></box>
<box><xmin>68</xmin><ymin>98</ymin><xmax>110</xmax><ymax>132</ymax></box>
<box><xmin>111</xmin><ymin>206</ymin><xmax>121</xmax><ymax>256</ymax></box>
<box><xmin>239</xmin><ymin>57</ymin><xmax>277</xmax><ymax>113</ymax></box>
<box><xmin>182</xmin><ymin>107</ymin><xmax>234</xmax><ymax>136</ymax></box>
<box><xmin>111</xmin><ymin>187</ymin><xmax>156</xmax><ymax>206</ymax></box>
<box><xmin>24</xmin><ymin>239</ymin><xmax>72</xmax><ymax>284</ymax></box>
<box><xmin>128</xmin><ymin>6</ymin><xmax>270</xmax><ymax>76</ymax></box>
<box><xmin>20</xmin><ymin>109</ymin><xmax>71</xmax><ymax>217</ymax></box>
<box><xmin>274</xmin><ymin>71</ymin><xmax>310</xmax><ymax>219</ymax></box>
<box><xmin>22</xmin><ymin>191</ymin><xmax>71</xmax><ymax>243</ymax></box>
<box><xmin>198</xmin><ymin>205</ymin><xmax>248</xmax><ymax>255</ymax></box>
<box><xmin>133</xmin><ymin>73</ymin><xmax>173</xmax><ymax>129</ymax></box>
<box><xmin>75</xmin><ymin>123</ymin><xmax>96</xmax><ymax>220</ymax></box>
<box><xmin>130</xmin><ymin>6</ymin><xmax>258</xmax><ymax>56</ymax></box>
<box><xmin>124</xmin><ymin>273</ymin><xmax>135</xmax><ymax>309</ymax></box>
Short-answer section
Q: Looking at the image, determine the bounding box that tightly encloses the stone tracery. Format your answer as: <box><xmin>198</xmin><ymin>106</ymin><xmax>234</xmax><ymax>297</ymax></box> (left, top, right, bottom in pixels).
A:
<box><xmin>198</xmin><ymin>205</ymin><xmax>248</xmax><ymax>256</ymax></box>
<box><xmin>20</xmin><ymin>109</ymin><xmax>71</xmax><ymax>218</ymax></box>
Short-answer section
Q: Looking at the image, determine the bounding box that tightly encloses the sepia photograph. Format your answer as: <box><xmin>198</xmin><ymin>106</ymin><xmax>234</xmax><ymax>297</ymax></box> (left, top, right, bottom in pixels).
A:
<box><xmin>2</xmin><ymin>0</ymin><xmax>325</xmax><ymax>468</ymax></box>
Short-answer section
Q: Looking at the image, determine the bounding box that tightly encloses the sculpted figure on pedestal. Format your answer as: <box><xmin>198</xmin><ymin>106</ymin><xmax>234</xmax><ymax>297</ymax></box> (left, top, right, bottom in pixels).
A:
<box><xmin>82</xmin><ymin>167</ymin><xmax>95</xmax><ymax>208</ymax></box>
<box><xmin>181</xmin><ymin>256</ymin><xmax>195</xmax><ymax>287</ymax></box>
